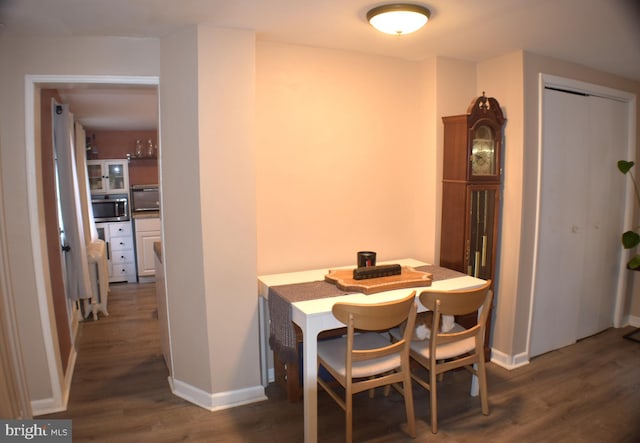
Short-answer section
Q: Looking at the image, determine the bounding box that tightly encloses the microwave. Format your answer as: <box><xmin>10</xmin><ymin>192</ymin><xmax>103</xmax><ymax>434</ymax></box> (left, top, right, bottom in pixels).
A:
<box><xmin>131</xmin><ymin>184</ymin><xmax>160</xmax><ymax>213</ymax></box>
<box><xmin>91</xmin><ymin>194</ymin><xmax>129</xmax><ymax>222</ymax></box>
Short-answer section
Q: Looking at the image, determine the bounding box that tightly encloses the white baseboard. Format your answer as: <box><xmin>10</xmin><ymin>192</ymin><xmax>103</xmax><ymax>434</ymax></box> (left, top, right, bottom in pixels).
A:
<box><xmin>31</xmin><ymin>398</ymin><xmax>61</xmax><ymax>416</ymax></box>
<box><xmin>169</xmin><ymin>377</ymin><xmax>268</xmax><ymax>412</ymax></box>
<box><xmin>490</xmin><ymin>347</ymin><xmax>530</xmax><ymax>370</ymax></box>
<box><xmin>32</xmin><ymin>347</ymin><xmax>77</xmax><ymax>416</ymax></box>
<box><xmin>490</xmin><ymin>320</ymin><xmax>640</xmax><ymax>371</ymax></box>
<box><xmin>62</xmin><ymin>348</ymin><xmax>77</xmax><ymax>406</ymax></box>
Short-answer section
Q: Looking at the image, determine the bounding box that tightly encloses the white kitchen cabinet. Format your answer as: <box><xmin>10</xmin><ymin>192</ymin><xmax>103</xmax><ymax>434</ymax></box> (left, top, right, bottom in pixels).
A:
<box><xmin>87</xmin><ymin>159</ymin><xmax>129</xmax><ymax>194</ymax></box>
<box><xmin>96</xmin><ymin>221</ymin><xmax>136</xmax><ymax>283</ymax></box>
<box><xmin>134</xmin><ymin>217</ymin><xmax>161</xmax><ymax>280</ymax></box>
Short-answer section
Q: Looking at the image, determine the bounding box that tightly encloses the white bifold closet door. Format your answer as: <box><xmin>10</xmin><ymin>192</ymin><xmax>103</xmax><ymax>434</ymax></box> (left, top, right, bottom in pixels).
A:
<box><xmin>530</xmin><ymin>87</ymin><xmax>629</xmax><ymax>358</ymax></box>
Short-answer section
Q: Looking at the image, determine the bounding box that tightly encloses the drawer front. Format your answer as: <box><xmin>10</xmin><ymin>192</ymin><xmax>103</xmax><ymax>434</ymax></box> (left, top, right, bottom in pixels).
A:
<box><xmin>135</xmin><ymin>217</ymin><xmax>160</xmax><ymax>232</ymax></box>
<box><xmin>109</xmin><ymin>222</ymin><xmax>132</xmax><ymax>237</ymax></box>
<box><xmin>111</xmin><ymin>250</ymin><xmax>135</xmax><ymax>264</ymax></box>
<box><xmin>110</xmin><ymin>236</ymin><xmax>134</xmax><ymax>251</ymax></box>
<box><xmin>111</xmin><ymin>263</ymin><xmax>136</xmax><ymax>278</ymax></box>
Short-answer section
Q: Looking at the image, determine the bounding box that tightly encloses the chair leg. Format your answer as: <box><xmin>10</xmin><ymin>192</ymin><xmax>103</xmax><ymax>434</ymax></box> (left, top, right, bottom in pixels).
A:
<box><xmin>403</xmin><ymin>366</ymin><xmax>416</xmax><ymax>438</ymax></box>
<box><xmin>437</xmin><ymin>362</ymin><xmax>444</xmax><ymax>382</ymax></box>
<box><xmin>368</xmin><ymin>377</ymin><xmax>376</xmax><ymax>398</ymax></box>
<box><xmin>430</xmin><ymin>367</ymin><xmax>438</xmax><ymax>434</ymax></box>
<box><xmin>476</xmin><ymin>360</ymin><xmax>489</xmax><ymax>415</ymax></box>
<box><xmin>346</xmin><ymin>391</ymin><xmax>353</xmax><ymax>443</ymax></box>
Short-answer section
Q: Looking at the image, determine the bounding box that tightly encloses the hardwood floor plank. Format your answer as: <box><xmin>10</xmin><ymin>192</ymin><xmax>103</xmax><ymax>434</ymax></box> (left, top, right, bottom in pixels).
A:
<box><xmin>43</xmin><ymin>283</ymin><xmax>640</xmax><ymax>442</ymax></box>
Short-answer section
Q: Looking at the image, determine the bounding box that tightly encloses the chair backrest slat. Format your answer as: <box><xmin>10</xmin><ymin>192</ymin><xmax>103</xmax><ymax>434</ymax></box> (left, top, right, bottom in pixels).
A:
<box><xmin>332</xmin><ymin>291</ymin><xmax>417</xmax><ymax>331</ymax></box>
<box><xmin>418</xmin><ymin>280</ymin><xmax>492</xmax><ymax>316</ymax></box>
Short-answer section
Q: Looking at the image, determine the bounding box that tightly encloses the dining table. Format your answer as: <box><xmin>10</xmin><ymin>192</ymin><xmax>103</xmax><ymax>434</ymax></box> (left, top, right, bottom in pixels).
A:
<box><xmin>257</xmin><ymin>258</ymin><xmax>487</xmax><ymax>443</ymax></box>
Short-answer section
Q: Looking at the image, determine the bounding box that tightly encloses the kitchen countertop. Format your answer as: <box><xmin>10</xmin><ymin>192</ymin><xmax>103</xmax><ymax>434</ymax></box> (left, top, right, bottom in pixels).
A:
<box><xmin>133</xmin><ymin>211</ymin><xmax>160</xmax><ymax>219</ymax></box>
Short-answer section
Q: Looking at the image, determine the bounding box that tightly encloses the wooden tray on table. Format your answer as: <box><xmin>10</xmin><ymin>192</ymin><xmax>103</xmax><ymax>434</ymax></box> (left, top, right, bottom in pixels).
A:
<box><xmin>325</xmin><ymin>266</ymin><xmax>432</xmax><ymax>295</ymax></box>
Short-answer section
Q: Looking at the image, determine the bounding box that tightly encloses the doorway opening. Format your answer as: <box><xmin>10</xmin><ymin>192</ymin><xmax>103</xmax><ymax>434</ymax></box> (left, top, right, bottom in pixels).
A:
<box><xmin>24</xmin><ymin>75</ymin><xmax>161</xmax><ymax>415</ymax></box>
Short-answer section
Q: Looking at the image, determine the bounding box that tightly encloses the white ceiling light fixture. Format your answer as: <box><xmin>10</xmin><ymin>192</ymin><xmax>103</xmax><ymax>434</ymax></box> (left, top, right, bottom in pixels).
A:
<box><xmin>367</xmin><ymin>3</ymin><xmax>431</xmax><ymax>35</ymax></box>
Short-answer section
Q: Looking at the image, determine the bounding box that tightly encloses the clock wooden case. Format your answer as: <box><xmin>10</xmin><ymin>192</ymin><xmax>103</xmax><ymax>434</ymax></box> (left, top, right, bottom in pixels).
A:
<box><xmin>440</xmin><ymin>94</ymin><xmax>505</xmax><ymax>358</ymax></box>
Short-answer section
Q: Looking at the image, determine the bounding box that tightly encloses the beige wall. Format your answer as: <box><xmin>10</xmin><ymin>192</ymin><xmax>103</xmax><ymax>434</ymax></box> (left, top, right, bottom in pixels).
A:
<box><xmin>196</xmin><ymin>26</ymin><xmax>259</xmax><ymax>393</ymax></box>
<box><xmin>256</xmin><ymin>42</ymin><xmax>435</xmax><ymax>274</ymax></box>
<box><xmin>477</xmin><ymin>52</ymin><xmax>526</xmax><ymax>357</ymax></box>
<box><xmin>160</xmin><ymin>27</ymin><xmax>212</xmax><ymax>391</ymax></box>
<box><xmin>160</xmin><ymin>25</ymin><xmax>261</xmax><ymax>399</ymax></box>
<box><xmin>433</xmin><ymin>58</ymin><xmax>477</xmax><ymax>263</ymax></box>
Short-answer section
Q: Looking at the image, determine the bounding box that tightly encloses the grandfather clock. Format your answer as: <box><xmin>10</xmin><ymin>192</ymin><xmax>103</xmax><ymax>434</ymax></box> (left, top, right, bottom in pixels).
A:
<box><xmin>440</xmin><ymin>93</ymin><xmax>505</xmax><ymax>357</ymax></box>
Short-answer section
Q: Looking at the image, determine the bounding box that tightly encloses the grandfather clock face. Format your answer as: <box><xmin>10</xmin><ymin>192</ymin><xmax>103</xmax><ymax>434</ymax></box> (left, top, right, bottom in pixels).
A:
<box><xmin>471</xmin><ymin>125</ymin><xmax>496</xmax><ymax>176</ymax></box>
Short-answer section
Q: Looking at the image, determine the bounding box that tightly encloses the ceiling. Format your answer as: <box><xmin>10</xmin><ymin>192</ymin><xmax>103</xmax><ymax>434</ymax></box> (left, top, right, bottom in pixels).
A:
<box><xmin>2</xmin><ymin>0</ymin><xmax>639</xmax><ymax>130</ymax></box>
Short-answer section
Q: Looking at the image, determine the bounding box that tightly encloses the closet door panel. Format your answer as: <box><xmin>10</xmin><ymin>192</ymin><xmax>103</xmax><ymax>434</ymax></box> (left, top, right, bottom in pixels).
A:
<box><xmin>531</xmin><ymin>89</ymin><xmax>589</xmax><ymax>357</ymax></box>
<box><xmin>577</xmin><ymin>95</ymin><xmax>628</xmax><ymax>339</ymax></box>
<box><xmin>531</xmin><ymin>88</ymin><xmax>630</xmax><ymax>358</ymax></box>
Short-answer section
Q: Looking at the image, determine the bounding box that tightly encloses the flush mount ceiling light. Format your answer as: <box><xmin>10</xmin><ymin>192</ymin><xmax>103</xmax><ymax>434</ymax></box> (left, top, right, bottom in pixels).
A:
<box><xmin>367</xmin><ymin>3</ymin><xmax>431</xmax><ymax>35</ymax></box>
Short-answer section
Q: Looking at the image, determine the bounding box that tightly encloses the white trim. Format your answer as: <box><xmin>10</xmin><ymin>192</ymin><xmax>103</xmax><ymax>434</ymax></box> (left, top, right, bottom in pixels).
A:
<box><xmin>542</xmin><ymin>74</ymin><xmax>636</xmax><ymax>102</ymax></box>
<box><xmin>527</xmin><ymin>73</ymin><xmax>637</xmax><ymax>359</ymax></box>
<box><xmin>29</xmin><ymin>75</ymin><xmax>159</xmax><ymax>88</ymax></box>
<box><xmin>0</xmin><ymin>126</ymin><xmax>33</xmax><ymax>417</ymax></box>
<box><xmin>169</xmin><ymin>376</ymin><xmax>267</xmax><ymax>412</ymax></box>
<box><xmin>490</xmin><ymin>348</ymin><xmax>530</xmax><ymax>370</ymax></box>
<box><xmin>629</xmin><ymin>315</ymin><xmax>640</xmax><ymax>328</ymax></box>
<box><xmin>25</xmin><ymin>75</ymin><xmax>65</xmax><ymax>413</ymax></box>
<box><xmin>617</xmin><ymin>96</ymin><xmax>638</xmax><ymax>327</ymax></box>
<box><xmin>31</xmin><ymin>346</ymin><xmax>75</xmax><ymax>416</ymax></box>
<box><xmin>524</xmin><ymin>74</ymin><xmax>547</xmax><ymax>362</ymax></box>
<box><xmin>30</xmin><ymin>398</ymin><xmax>61</xmax><ymax>417</ymax></box>
<box><xmin>25</xmin><ymin>74</ymin><xmax>160</xmax><ymax>413</ymax></box>
<box><xmin>29</xmin><ymin>329</ymin><xmax>77</xmax><ymax>417</ymax></box>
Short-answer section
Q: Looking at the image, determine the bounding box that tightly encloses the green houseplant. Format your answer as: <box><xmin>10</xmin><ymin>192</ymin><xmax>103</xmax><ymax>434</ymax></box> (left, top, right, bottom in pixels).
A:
<box><xmin>618</xmin><ymin>160</ymin><xmax>640</xmax><ymax>269</ymax></box>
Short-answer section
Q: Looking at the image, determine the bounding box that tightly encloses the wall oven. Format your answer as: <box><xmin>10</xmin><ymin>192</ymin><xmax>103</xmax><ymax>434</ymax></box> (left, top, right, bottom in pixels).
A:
<box><xmin>91</xmin><ymin>193</ymin><xmax>129</xmax><ymax>222</ymax></box>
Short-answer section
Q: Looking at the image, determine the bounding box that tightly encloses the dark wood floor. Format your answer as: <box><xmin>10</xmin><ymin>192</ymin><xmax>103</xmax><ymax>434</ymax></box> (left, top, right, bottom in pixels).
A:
<box><xmin>44</xmin><ymin>283</ymin><xmax>640</xmax><ymax>442</ymax></box>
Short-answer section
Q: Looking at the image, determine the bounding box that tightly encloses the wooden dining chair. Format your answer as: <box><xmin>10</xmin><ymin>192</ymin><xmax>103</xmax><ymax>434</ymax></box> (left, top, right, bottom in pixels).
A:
<box><xmin>317</xmin><ymin>291</ymin><xmax>418</xmax><ymax>443</ymax></box>
<box><xmin>394</xmin><ymin>280</ymin><xmax>493</xmax><ymax>434</ymax></box>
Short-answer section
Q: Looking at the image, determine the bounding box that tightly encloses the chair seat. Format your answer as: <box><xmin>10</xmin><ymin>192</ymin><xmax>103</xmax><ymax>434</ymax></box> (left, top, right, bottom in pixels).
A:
<box><xmin>390</xmin><ymin>323</ymin><xmax>475</xmax><ymax>360</ymax></box>
<box><xmin>318</xmin><ymin>332</ymin><xmax>400</xmax><ymax>379</ymax></box>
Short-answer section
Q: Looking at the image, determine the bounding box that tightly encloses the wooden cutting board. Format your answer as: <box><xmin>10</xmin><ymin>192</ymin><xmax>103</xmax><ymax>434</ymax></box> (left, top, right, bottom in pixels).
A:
<box><xmin>325</xmin><ymin>266</ymin><xmax>432</xmax><ymax>295</ymax></box>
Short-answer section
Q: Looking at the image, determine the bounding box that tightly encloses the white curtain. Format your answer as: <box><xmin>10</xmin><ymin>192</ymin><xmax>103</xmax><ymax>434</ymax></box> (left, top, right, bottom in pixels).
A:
<box><xmin>53</xmin><ymin>102</ymin><xmax>92</xmax><ymax>301</ymax></box>
<box><xmin>74</xmin><ymin>122</ymin><xmax>98</xmax><ymax>242</ymax></box>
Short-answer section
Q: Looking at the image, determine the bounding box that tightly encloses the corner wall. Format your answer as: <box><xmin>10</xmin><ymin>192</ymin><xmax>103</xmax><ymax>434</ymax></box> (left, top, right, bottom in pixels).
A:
<box><xmin>160</xmin><ymin>25</ymin><xmax>263</xmax><ymax>408</ymax></box>
<box><xmin>476</xmin><ymin>51</ymin><xmax>526</xmax><ymax>362</ymax></box>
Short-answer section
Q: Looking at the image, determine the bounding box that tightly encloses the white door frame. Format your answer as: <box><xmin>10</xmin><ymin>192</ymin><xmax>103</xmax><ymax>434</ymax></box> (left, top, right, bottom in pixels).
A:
<box><xmin>526</xmin><ymin>73</ymin><xmax>637</xmax><ymax>359</ymax></box>
<box><xmin>24</xmin><ymin>74</ymin><xmax>159</xmax><ymax>414</ymax></box>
